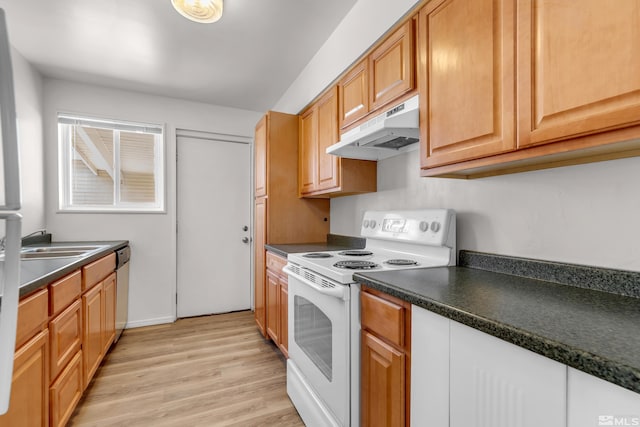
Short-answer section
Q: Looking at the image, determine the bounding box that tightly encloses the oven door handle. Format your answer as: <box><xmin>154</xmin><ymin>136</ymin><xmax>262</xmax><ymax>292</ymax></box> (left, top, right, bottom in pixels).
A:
<box><xmin>282</xmin><ymin>265</ymin><xmax>347</xmax><ymax>300</ymax></box>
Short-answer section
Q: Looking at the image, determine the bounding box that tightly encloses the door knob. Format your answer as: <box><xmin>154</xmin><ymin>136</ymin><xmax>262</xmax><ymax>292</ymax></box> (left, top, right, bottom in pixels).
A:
<box><xmin>242</xmin><ymin>226</ymin><xmax>248</xmax><ymax>231</ymax></box>
<box><xmin>242</xmin><ymin>237</ymin><xmax>250</xmax><ymax>243</ymax></box>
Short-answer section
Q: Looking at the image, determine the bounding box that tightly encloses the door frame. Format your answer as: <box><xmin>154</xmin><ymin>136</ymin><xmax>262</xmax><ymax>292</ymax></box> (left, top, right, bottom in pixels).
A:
<box><xmin>175</xmin><ymin>128</ymin><xmax>254</xmax><ymax>316</ymax></box>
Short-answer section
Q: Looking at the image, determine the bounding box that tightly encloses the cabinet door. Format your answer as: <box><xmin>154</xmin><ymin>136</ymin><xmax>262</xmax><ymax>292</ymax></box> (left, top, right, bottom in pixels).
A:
<box><xmin>0</xmin><ymin>329</ymin><xmax>49</xmax><ymax>427</ymax></box>
<box><xmin>50</xmin><ymin>350</ymin><xmax>83</xmax><ymax>427</ymax></box>
<box><xmin>102</xmin><ymin>273</ymin><xmax>116</xmax><ymax>354</ymax></box>
<box><xmin>254</xmin><ymin>115</ymin><xmax>268</xmax><ymax>197</ymax></box>
<box><xmin>316</xmin><ymin>87</ymin><xmax>340</xmax><ymax>191</ymax></box>
<box><xmin>299</xmin><ymin>107</ymin><xmax>317</xmax><ymax>195</ymax></box>
<box><xmin>265</xmin><ymin>269</ymin><xmax>279</xmax><ymax>343</ymax></box>
<box><xmin>370</xmin><ymin>20</ymin><xmax>415</xmax><ymax>110</ymax></box>
<box><xmin>450</xmin><ymin>321</ymin><xmax>566</xmax><ymax>427</ymax></box>
<box><xmin>278</xmin><ymin>277</ymin><xmax>288</xmax><ymax>358</ymax></box>
<box><xmin>361</xmin><ymin>331</ymin><xmax>405</xmax><ymax>427</ymax></box>
<box><xmin>49</xmin><ymin>299</ymin><xmax>82</xmax><ymax>382</ymax></box>
<box><xmin>339</xmin><ymin>58</ymin><xmax>369</xmax><ymax>129</ymax></box>
<box><xmin>419</xmin><ymin>0</ymin><xmax>516</xmax><ymax>168</ymax></box>
<box><xmin>82</xmin><ymin>282</ymin><xmax>103</xmax><ymax>389</ymax></box>
<box><xmin>253</xmin><ymin>197</ymin><xmax>267</xmax><ymax>337</ymax></box>
<box><xmin>567</xmin><ymin>367</ymin><xmax>640</xmax><ymax>427</ymax></box>
<box><xmin>518</xmin><ymin>0</ymin><xmax>640</xmax><ymax>148</ymax></box>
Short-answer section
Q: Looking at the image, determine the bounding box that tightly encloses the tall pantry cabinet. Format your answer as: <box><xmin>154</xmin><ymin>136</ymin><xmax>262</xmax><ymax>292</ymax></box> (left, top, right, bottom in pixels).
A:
<box><xmin>253</xmin><ymin>112</ymin><xmax>330</xmax><ymax>337</ymax></box>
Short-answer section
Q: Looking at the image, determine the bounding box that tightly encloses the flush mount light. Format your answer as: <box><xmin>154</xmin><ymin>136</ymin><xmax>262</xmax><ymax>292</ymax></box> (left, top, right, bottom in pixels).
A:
<box><xmin>171</xmin><ymin>0</ymin><xmax>223</xmax><ymax>24</ymax></box>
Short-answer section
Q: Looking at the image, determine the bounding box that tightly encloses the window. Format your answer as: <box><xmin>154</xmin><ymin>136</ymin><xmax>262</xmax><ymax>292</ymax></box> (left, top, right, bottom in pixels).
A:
<box><xmin>58</xmin><ymin>114</ymin><xmax>165</xmax><ymax>212</ymax></box>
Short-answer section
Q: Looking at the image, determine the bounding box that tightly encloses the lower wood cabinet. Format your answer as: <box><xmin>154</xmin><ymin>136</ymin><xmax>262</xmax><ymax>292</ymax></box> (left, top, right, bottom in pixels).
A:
<box><xmin>102</xmin><ymin>273</ymin><xmax>116</xmax><ymax>354</ymax></box>
<box><xmin>0</xmin><ymin>329</ymin><xmax>49</xmax><ymax>427</ymax></box>
<box><xmin>360</xmin><ymin>287</ymin><xmax>411</xmax><ymax>427</ymax></box>
<box><xmin>50</xmin><ymin>351</ymin><xmax>83</xmax><ymax>427</ymax></box>
<box><xmin>265</xmin><ymin>251</ymin><xmax>289</xmax><ymax>357</ymax></box>
<box><xmin>83</xmin><ymin>282</ymin><xmax>104</xmax><ymax>390</ymax></box>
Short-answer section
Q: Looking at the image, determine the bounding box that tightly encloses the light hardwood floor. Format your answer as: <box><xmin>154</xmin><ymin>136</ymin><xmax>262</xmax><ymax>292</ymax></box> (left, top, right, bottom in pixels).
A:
<box><xmin>69</xmin><ymin>311</ymin><xmax>304</xmax><ymax>427</ymax></box>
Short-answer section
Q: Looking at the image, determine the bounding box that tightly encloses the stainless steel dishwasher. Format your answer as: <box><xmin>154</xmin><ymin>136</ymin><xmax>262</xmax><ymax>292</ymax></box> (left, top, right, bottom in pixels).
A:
<box><xmin>115</xmin><ymin>246</ymin><xmax>130</xmax><ymax>343</ymax></box>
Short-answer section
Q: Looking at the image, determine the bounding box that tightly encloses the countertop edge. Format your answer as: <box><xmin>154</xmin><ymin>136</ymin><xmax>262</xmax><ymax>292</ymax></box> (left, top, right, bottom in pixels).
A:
<box><xmin>18</xmin><ymin>240</ymin><xmax>129</xmax><ymax>298</ymax></box>
<box><xmin>356</xmin><ymin>274</ymin><xmax>640</xmax><ymax>395</ymax></box>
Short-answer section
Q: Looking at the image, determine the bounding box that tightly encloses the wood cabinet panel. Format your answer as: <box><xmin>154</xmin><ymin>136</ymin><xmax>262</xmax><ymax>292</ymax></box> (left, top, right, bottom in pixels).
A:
<box><xmin>82</xmin><ymin>282</ymin><xmax>103</xmax><ymax>389</ymax></box>
<box><xmin>0</xmin><ymin>329</ymin><xmax>49</xmax><ymax>427</ymax></box>
<box><xmin>370</xmin><ymin>20</ymin><xmax>415</xmax><ymax>110</ymax></box>
<box><xmin>49</xmin><ymin>350</ymin><xmax>83</xmax><ymax>427</ymax></box>
<box><xmin>49</xmin><ymin>299</ymin><xmax>82</xmax><ymax>382</ymax></box>
<box><xmin>254</xmin><ymin>115</ymin><xmax>268</xmax><ymax>197</ymax></box>
<box><xmin>266</xmin><ymin>251</ymin><xmax>287</xmax><ymax>272</ymax></box>
<box><xmin>361</xmin><ymin>331</ymin><xmax>405</xmax><ymax>427</ymax></box>
<box><xmin>316</xmin><ymin>87</ymin><xmax>340</xmax><ymax>191</ymax></box>
<box><xmin>82</xmin><ymin>252</ymin><xmax>115</xmax><ymax>291</ymax></box>
<box><xmin>49</xmin><ymin>270</ymin><xmax>81</xmax><ymax>317</ymax></box>
<box><xmin>278</xmin><ymin>278</ymin><xmax>288</xmax><ymax>358</ymax></box>
<box><xmin>339</xmin><ymin>59</ymin><xmax>369</xmax><ymax>129</ymax></box>
<box><xmin>254</xmin><ymin>197</ymin><xmax>267</xmax><ymax>337</ymax></box>
<box><xmin>361</xmin><ymin>291</ymin><xmax>404</xmax><ymax>348</ymax></box>
<box><xmin>16</xmin><ymin>288</ymin><xmax>49</xmax><ymax>350</ymax></box>
<box><xmin>518</xmin><ymin>0</ymin><xmax>640</xmax><ymax>148</ymax></box>
<box><xmin>298</xmin><ymin>108</ymin><xmax>317</xmax><ymax>195</ymax></box>
<box><xmin>419</xmin><ymin>0</ymin><xmax>516</xmax><ymax>168</ymax></box>
<box><xmin>265</xmin><ymin>269</ymin><xmax>279</xmax><ymax>343</ymax></box>
<box><xmin>102</xmin><ymin>273</ymin><xmax>116</xmax><ymax>354</ymax></box>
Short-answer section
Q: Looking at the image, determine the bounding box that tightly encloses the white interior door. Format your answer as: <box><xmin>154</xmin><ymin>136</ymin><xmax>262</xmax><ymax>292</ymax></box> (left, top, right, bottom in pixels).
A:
<box><xmin>177</xmin><ymin>132</ymin><xmax>251</xmax><ymax>318</ymax></box>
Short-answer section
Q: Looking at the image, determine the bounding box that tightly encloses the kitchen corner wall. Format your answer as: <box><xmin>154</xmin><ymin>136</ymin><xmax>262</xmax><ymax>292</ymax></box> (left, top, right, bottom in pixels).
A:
<box><xmin>12</xmin><ymin>47</ymin><xmax>45</xmax><ymax>234</ymax></box>
<box><xmin>43</xmin><ymin>78</ymin><xmax>262</xmax><ymax>327</ymax></box>
<box><xmin>274</xmin><ymin>0</ymin><xmax>640</xmax><ymax>273</ymax></box>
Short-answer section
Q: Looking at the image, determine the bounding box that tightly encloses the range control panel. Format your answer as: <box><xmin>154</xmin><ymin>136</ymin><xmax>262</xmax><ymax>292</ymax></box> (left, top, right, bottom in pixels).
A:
<box><xmin>360</xmin><ymin>209</ymin><xmax>455</xmax><ymax>246</ymax></box>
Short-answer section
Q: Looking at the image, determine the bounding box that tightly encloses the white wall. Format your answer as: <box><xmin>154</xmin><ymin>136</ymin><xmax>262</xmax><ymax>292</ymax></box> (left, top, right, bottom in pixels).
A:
<box><xmin>43</xmin><ymin>79</ymin><xmax>262</xmax><ymax>327</ymax></box>
<box><xmin>12</xmin><ymin>47</ymin><xmax>45</xmax><ymax>234</ymax></box>
<box><xmin>275</xmin><ymin>0</ymin><xmax>640</xmax><ymax>273</ymax></box>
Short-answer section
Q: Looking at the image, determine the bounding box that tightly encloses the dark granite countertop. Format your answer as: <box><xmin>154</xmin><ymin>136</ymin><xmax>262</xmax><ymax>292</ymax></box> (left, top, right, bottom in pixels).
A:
<box><xmin>265</xmin><ymin>234</ymin><xmax>365</xmax><ymax>258</ymax></box>
<box><xmin>13</xmin><ymin>240</ymin><xmax>129</xmax><ymax>299</ymax></box>
<box><xmin>354</xmin><ymin>251</ymin><xmax>640</xmax><ymax>394</ymax></box>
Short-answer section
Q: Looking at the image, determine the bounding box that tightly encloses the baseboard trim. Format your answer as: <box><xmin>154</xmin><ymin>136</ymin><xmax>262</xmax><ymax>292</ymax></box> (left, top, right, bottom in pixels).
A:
<box><xmin>125</xmin><ymin>316</ymin><xmax>176</xmax><ymax>329</ymax></box>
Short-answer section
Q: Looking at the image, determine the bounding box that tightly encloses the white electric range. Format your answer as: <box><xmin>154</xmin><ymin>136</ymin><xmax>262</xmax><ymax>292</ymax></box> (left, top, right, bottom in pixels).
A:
<box><xmin>284</xmin><ymin>209</ymin><xmax>456</xmax><ymax>426</ymax></box>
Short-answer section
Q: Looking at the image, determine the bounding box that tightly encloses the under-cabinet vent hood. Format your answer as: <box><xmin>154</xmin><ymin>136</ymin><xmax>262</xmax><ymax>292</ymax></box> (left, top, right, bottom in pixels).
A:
<box><xmin>326</xmin><ymin>95</ymin><xmax>419</xmax><ymax>161</ymax></box>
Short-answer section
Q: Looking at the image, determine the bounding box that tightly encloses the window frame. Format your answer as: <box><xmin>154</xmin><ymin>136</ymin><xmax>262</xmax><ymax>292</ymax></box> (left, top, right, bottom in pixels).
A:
<box><xmin>57</xmin><ymin>113</ymin><xmax>166</xmax><ymax>213</ymax></box>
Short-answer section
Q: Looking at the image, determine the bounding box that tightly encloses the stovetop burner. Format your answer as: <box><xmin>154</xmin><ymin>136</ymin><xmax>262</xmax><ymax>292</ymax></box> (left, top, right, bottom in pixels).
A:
<box><xmin>385</xmin><ymin>259</ymin><xmax>419</xmax><ymax>266</ymax></box>
<box><xmin>303</xmin><ymin>252</ymin><xmax>333</xmax><ymax>258</ymax></box>
<box><xmin>334</xmin><ymin>260</ymin><xmax>379</xmax><ymax>270</ymax></box>
<box><xmin>338</xmin><ymin>250</ymin><xmax>373</xmax><ymax>256</ymax></box>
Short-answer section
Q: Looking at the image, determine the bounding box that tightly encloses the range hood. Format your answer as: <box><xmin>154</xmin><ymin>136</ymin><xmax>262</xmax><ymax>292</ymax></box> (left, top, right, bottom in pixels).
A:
<box><xmin>326</xmin><ymin>95</ymin><xmax>419</xmax><ymax>161</ymax></box>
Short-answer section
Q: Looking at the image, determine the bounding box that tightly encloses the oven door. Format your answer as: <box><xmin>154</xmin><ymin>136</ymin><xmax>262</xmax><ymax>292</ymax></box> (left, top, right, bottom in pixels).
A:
<box><xmin>284</xmin><ymin>264</ymin><xmax>350</xmax><ymax>426</ymax></box>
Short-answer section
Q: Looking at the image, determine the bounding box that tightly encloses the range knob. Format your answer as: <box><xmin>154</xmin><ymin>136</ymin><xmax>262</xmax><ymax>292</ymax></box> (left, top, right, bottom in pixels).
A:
<box><xmin>363</xmin><ymin>220</ymin><xmax>370</xmax><ymax>228</ymax></box>
<box><xmin>419</xmin><ymin>221</ymin><xmax>429</xmax><ymax>232</ymax></box>
<box><xmin>430</xmin><ymin>221</ymin><xmax>441</xmax><ymax>232</ymax></box>
<box><xmin>370</xmin><ymin>220</ymin><xmax>377</xmax><ymax>229</ymax></box>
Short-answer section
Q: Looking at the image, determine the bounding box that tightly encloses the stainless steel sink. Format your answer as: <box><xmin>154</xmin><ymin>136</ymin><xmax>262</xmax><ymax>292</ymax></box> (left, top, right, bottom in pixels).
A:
<box><xmin>0</xmin><ymin>244</ymin><xmax>110</xmax><ymax>261</ymax></box>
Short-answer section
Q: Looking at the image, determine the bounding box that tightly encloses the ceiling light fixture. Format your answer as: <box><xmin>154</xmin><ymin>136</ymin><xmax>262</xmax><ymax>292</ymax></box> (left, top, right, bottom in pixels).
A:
<box><xmin>171</xmin><ymin>0</ymin><xmax>223</xmax><ymax>24</ymax></box>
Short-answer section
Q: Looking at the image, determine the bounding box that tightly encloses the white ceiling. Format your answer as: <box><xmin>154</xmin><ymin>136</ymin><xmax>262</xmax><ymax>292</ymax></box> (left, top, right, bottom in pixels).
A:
<box><xmin>0</xmin><ymin>0</ymin><xmax>359</xmax><ymax>112</ymax></box>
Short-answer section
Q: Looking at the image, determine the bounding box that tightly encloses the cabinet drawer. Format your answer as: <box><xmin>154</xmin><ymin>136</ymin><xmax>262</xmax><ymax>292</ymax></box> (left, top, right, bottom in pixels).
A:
<box><xmin>16</xmin><ymin>288</ymin><xmax>49</xmax><ymax>349</ymax></box>
<box><xmin>50</xmin><ymin>350</ymin><xmax>83</xmax><ymax>427</ymax></box>
<box><xmin>82</xmin><ymin>252</ymin><xmax>115</xmax><ymax>291</ymax></box>
<box><xmin>49</xmin><ymin>270</ymin><xmax>81</xmax><ymax>316</ymax></box>
<box><xmin>361</xmin><ymin>290</ymin><xmax>405</xmax><ymax>348</ymax></box>
<box><xmin>50</xmin><ymin>299</ymin><xmax>82</xmax><ymax>382</ymax></box>
<box><xmin>266</xmin><ymin>252</ymin><xmax>287</xmax><ymax>273</ymax></box>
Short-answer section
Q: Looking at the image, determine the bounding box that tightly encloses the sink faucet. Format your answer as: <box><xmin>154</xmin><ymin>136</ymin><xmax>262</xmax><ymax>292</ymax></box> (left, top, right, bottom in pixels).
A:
<box><xmin>0</xmin><ymin>229</ymin><xmax>47</xmax><ymax>252</ymax></box>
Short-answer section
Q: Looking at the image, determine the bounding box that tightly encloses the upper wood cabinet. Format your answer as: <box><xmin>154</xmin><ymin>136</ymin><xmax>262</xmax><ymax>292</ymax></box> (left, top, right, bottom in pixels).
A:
<box><xmin>299</xmin><ymin>87</ymin><xmax>377</xmax><ymax>198</ymax></box>
<box><xmin>419</xmin><ymin>0</ymin><xmax>640</xmax><ymax>177</ymax></box>
<box><xmin>339</xmin><ymin>21</ymin><xmax>416</xmax><ymax>131</ymax></box>
<box><xmin>338</xmin><ymin>59</ymin><xmax>369</xmax><ymax>130</ymax></box>
<box><xmin>254</xmin><ymin>115</ymin><xmax>267</xmax><ymax>197</ymax></box>
<box><xmin>370</xmin><ymin>20</ymin><xmax>415</xmax><ymax>111</ymax></box>
<box><xmin>517</xmin><ymin>0</ymin><xmax>640</xmax><ymax>148</ymax></box>
<box><xmin>418</xmin><ymin>0</ymin><xmax>516</xmax><ymax>168</ymax></box>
